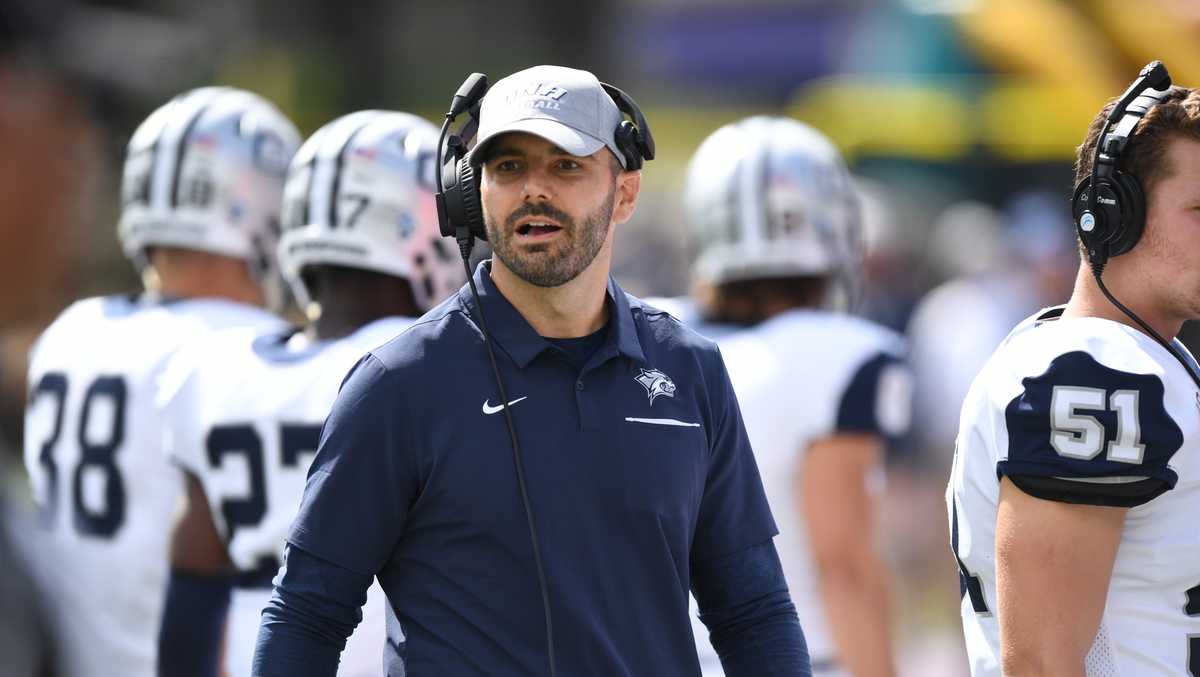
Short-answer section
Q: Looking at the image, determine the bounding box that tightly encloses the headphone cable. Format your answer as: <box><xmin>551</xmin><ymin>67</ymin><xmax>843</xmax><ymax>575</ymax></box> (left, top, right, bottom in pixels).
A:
<box><xmin>1090</xmin><ymin>262</ymin><xmax>1200</xmax><ymax>390</ymax></box>
<box><xmin>438</xmin><ymin>102</ymin><xmax>558</xmax><ymax>677</ymax></box>
<box><xmin>455</xmin><ymin>233</ymin><xmax>558</xmax><ymax>677</ymax></box>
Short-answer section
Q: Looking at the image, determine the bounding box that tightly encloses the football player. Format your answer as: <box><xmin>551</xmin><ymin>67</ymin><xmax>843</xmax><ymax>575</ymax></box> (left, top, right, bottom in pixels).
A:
<box><xmin>671</xmin><ymin>117</ymin><xmax>911</xmax><ymax>677</ymax></box>
<box><xmin>155</xmin><ymin>110</ymin><xmax>465</xmax><ymax>677</ymax></box>
<box><xmin>22</xmin><ymin>87</ymin><xmax>300</xmax><ymax>677</ymax></box>
<box><xmin>947</xmin><ymin>65</ymin><xmax>1200</xmax><ymax>675</ymax></box>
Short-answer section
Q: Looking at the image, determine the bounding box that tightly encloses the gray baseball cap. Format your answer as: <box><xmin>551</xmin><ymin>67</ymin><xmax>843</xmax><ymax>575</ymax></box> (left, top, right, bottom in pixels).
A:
<box><xmin>471</xmin><ymin>65</ymin><xmax>628</xmax><ymax>168</ymax></box>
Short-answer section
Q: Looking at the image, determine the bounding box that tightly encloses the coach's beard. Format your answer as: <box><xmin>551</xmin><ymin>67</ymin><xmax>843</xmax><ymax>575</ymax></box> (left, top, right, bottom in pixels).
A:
<box><xmin>486</xmin><ymin>189</ymin><xmax>614</xmax><ymax>288</ymax></box>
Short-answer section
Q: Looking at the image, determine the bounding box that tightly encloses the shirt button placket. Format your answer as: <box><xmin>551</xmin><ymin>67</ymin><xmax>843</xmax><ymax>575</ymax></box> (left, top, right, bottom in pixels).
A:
<box><xmin>575</xmin><ymin>377</ymin><xmax>588</xmax><ymax>431</ymax></box>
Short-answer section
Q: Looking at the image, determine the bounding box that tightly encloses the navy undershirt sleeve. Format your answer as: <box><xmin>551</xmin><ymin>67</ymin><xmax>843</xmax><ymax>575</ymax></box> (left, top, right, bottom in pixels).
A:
<box><xmin>251</xmin><ymin>544</ymin><xmax>373</xmax><ymax>677</ymax></box>
<box><xmin>157</xmin><ymin>570</ymin><xmax>232</xmax><ymax>677</ymax></box>
<box><xmin>691</xmin><ymin>540</ymin><xmax>810</xmax><ymax>677</ymax></box>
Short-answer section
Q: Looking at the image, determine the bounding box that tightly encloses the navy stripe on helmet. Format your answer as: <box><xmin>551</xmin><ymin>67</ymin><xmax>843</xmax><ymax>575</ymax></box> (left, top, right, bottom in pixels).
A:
<box><xmin>300</xmin><ymin>152</ymin><xmax>318</xmax><ymax>229</ymax></box>
<box><xmin>140</xmin><ymin>91</ymin><xmax>188</xmax><ymax>209</ymax></box>
<box><xmin>326</xmin><ymin>113</ymin><xmax>381</xmax><ymax>228</ymax></box>
<box><xmin>167</xmin><ymin>90</ymin><xmax>227</xmax><ymax>209</ymax></box>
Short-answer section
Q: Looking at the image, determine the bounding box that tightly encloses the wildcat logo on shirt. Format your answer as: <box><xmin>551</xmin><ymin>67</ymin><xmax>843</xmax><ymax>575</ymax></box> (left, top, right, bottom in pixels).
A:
<box><xmin>635</xmin><ymin>368</ymin><xmax>676</xmax><ymax>406</ymax></box>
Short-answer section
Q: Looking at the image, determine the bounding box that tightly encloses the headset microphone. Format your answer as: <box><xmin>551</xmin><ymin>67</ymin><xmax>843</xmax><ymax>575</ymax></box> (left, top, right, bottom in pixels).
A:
<box><xmin>434</xmin><ymin>72</ymin><xmax>559</xmax><ymax>677</ymax></box>
<box><xmin>448</xmin><ymin>72</ymin><xmax>489</xmax><ymax>118</ymax></box>
<box><xmin>1108</xmin><ymin>60</ymin><xmax>1171</xmax><ymax>123</ymax></box>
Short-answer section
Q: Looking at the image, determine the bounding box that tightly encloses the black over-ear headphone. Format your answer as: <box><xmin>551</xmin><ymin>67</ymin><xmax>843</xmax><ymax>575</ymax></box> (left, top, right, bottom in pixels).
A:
<box><xmin>1071</xmin><ymin>60</ymin><xmax>1172</xmax><ymax>268</ymax></box>
<box><xmin>435</xmin><ymin>72</ymin><xmax>656</xmax><ymax>248</ymax></box>
<box><xmin>601</xmin><ymin>83</ymin><xmax>657</xmax><ymax>172</ymax></box>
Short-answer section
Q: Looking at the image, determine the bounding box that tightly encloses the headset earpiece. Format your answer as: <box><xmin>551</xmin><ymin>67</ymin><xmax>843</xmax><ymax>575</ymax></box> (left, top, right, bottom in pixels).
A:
<box><xmin>1073</xmin><ymin>177</ymin><xmax>1114</xmax><ymax>265</ymax></box>
<box><xmin>458</xmin><ymin>160</ymin><xmax>486</xmax><ymax>241</ymax></box>
<box><xmin>601</xmin><ymin>83</ymin><xmax>656</xmax><ymax>170</ymax></box>
<box><xmin>1109</xmin><ymin>171</ymin><xmax>1145</xmax><ymax>256</ymax></box>
<box><xmin>1070</xmin><ymin>165</ymin><xmax>1147</xmax><ymax>266</ymax></box>
<box><xmin>440</xmin><ymin>156</ymin><xmax>486</xmax><ymax>241</ymax></box>
<box><xmin>437</xmin><ymin>74</ymin><xmax>490</xmax><ymax>244</ymax></box>
<box><xmin>613</xmin><ymin>121</ymin><xmax>642</xmax><ymax>171</ymax></box>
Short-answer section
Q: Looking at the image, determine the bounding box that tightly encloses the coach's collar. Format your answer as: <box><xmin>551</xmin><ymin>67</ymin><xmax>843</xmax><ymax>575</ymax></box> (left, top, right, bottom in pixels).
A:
<box><xmin>461</xmin><ymin>260</ymin><xmax>645</xmax><ymax>369</ymax></box>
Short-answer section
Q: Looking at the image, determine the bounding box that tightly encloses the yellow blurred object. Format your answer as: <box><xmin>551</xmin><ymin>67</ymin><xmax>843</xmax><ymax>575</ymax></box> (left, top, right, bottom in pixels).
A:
<box><xmin>789</xmin><ymin>77</ymin><xmax>972</xmax><ymax>161</ymax></box>
<box><xmin>955</xmin><ymin>0</ymin><xmax>1124</xmax><ymax>94</ymax></box>
<box><xmin>1091</xmin><ymin>0</ymin><xmax>1200</xmax><ymax>86</ymax></box>
<box><xmin>980</xmin><ymin>80</ymin><xmax>1106</xmax><ymax>161</ymax></box>
<box><xmin>787</xmin><ymin>75</ymin><xmax>1108</xmax><ymax>162</ymax></box>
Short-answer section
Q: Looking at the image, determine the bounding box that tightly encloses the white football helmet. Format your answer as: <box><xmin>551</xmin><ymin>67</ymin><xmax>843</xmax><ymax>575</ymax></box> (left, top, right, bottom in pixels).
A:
<box><xmin>278</xmin><ymin>110</ymin><xmax>465</xmax><ymax>312</ymax></box>
<box><xmin>118</xmin><ymin>87</ymin><xmax>301</xmax><ymax>290</ymax></box>
<box><xmin>684</xmin><ymin>116</ymin><xmax>862</xmax><ymax>306</ymax></box>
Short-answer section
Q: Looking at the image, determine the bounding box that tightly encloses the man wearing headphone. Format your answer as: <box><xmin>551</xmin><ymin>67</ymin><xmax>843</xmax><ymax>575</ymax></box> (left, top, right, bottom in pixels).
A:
<box><xmin>253</xmin><ymin>65</ymin><xmax>810</xmax><ymax>676</ymax></box>
<box><xmin>948</xmin><ymin>63</ymin><xmax>1200</xmax><ymax>676</ymax></box>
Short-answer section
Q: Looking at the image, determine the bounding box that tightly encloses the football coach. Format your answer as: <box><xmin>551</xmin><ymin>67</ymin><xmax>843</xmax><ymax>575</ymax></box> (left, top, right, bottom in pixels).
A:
<box><xmin>252</xmin><ymin>64</ymin><xmax>810</xmax><ymax>677</ymax></box>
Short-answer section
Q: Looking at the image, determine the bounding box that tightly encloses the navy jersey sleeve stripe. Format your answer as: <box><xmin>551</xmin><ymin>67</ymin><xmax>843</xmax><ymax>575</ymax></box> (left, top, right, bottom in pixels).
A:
<box><xmin>1000</xmin><ymin>350</ymin><xmax>1182</xmax><ymax>506</ymax></box>
<box><xmin>835</xmin><ymin>352</ymin><xmax>910</xmax><ymax>439</ymax></box>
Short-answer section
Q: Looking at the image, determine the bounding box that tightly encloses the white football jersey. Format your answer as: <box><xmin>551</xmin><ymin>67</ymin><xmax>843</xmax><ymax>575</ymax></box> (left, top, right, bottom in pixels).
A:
<box><xmin>948</xmin><ymin>306</ymin><xmax>1200</xmax><ymax>676</ymax></box>
<box><xmin>23</xmin><ymin>294</ymin><xmax>283</xmax><ymax>677</ymax></box>
<box><xmin>158</xmin><ymin>316</ymin><xmax>413</xmax><ymax>677</ymax></box>
<box><xmin>641</xmin><ymin>297</ymin><xmax>740</xmax><ymax>342</ymax></box>
<box><xmin>670</xmin><ymin>306</ymin><xmax>911</xmax><ymax>676</ymax></box>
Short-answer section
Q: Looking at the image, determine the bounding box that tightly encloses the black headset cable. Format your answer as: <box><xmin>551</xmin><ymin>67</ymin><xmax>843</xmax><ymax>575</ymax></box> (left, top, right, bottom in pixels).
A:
<box><xmin>437</xmin><ymin>111</ymin><xmax>559</xmax><ymax>677</ymax></box>
<box><xmin>1090</xmin><ymin>260</ymin><xmax>1200</xmax><ymax>390</ymax></box>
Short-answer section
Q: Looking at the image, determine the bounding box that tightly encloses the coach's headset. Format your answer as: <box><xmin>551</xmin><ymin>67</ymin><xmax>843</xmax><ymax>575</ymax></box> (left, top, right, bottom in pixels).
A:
<box><xmin>1070</xmin><ymin>60</ymin><xmax>1200</xmax><ymax>390</ymax></box>
<box><xmin>432</xmin><ymin>72</ymin><xmax>655</xmax><ymax>677</ymax></box>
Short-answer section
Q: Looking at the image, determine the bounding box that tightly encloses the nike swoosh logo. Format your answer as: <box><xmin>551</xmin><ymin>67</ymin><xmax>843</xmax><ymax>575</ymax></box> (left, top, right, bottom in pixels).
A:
<box><xmin>482</xmin><ymin>396</ymin><xmax>528</xmax><ymax>415</ymax></box>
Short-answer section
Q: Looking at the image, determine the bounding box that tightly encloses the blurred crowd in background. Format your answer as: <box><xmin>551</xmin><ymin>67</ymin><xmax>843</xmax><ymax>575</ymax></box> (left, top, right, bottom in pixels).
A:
<box><xmin>4</xmin><ymin>0</ymin><xmax>1200</xmax><ymax>674</ymax></box>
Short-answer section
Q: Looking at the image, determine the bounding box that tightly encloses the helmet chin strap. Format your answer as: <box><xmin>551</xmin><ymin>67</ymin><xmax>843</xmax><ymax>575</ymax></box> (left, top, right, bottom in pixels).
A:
<box><xmin>139</xmin><ymin>263</ymin><xmax>163</xmax><ymax>295</ymax></box>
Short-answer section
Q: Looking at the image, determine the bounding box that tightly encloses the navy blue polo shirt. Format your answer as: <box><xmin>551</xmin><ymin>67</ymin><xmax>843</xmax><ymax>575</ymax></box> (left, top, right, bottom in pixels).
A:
<box><xmin>287</xmin><ymin>261</ymin><xmax>778</xmax><ymax>675</ymax></box>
